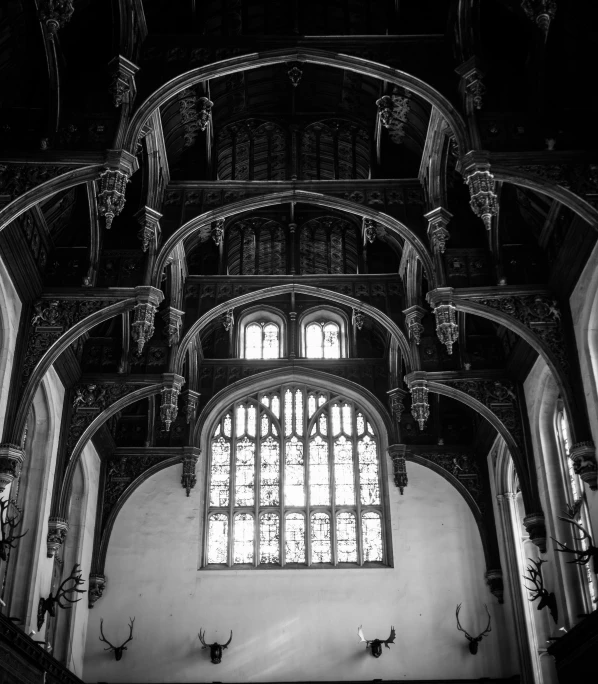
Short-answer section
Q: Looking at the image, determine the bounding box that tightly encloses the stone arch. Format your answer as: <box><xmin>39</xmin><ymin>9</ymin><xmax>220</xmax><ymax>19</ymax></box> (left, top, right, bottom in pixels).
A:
<box><xmin>153</xmin><ymin>190</ymin><xmax>435</xmax><ymax>288</ymax></box>
<box><xmin>121</xmin><ymin>48</ymin><xmax>470</xmax><ymax>155</ymax></box>
<box><xmin>177</xmin><ymin>283</ymin><xmax>413</xmax><ymax>373</ymax></box>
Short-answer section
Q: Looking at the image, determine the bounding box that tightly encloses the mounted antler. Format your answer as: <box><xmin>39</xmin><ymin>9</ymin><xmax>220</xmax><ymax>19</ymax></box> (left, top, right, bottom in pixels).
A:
<box><xmin>99</xmin><ymin>617</ymin><xmax>135</xmax><ymax>661</ymax></box>
<box><xmin>0</xmin><ymin>499</ymin><xmax>28</xmax><ymax>561</ymax></box>
<box><xmin>553</xmin><ymin>510</ymin><xmax>598</xmax><ymax>574</ymax></box>
<box><xmin>198</xmin><ymin>628</ymin><xmax>233</xmax><ymax>664</ymax></box>
<box><xmin>357</xmin><ymin>625</ymin><xmax>396</xmax><ymax>658</ymax></box>
<box><xmin>455</xmin><ymin>604</ymin><xmax>492</xmax><ymax>655</ymax></box>
<box><xmin>523</xmin><ymin>558</ymin><xmax>558</xmax><ymax>623</ymax></box>
<box><xmin>37</xmin><ymin>563</ymin><xmax>87</xmax><ymax>629</ymax></box>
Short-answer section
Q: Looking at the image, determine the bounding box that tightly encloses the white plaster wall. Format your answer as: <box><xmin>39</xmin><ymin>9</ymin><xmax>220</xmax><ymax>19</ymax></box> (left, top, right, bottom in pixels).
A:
<box><xmin>83</xmin><ymin>462</ymin><xmax>518</xmax><ymax>683</ymax></box>
<box><xmin>0</xmin><ymin>255</ymin><xmax>22</xmax><ymax>438</ymax></box>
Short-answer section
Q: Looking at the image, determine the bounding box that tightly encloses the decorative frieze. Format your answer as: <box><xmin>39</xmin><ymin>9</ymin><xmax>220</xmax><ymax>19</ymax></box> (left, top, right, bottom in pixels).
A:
<box><xmin>134</xmin><ymin>206</ymin><xmax>162</xmax><ymax>253</ymax></box>
<box><xmin>46</xmin><ymin>517</ymin><xmax>69</xmax><ymax>558</ymax></box>
<box><xmin>88</xmin><ymin>573</ymin><xmax>106</xmax><ymax>608</ymax></box>
<box><xmin>160</xmin><ymin>373</ymin><xmax>185</xmax><ymax>432</ymax></box>
<box><xmin>427</xmin><ymin>288</ymin><xmax>459</xmax><ymax>354</ymax></box>
<box><xmin>108</xmin><ymin>56</ymin><xmax>139</xmax><ymax>108</ymax></box>
<box><xmin>388</xmin><ymin>444</ymin><xmax>408</xmax><ymax>494</ymax></box>
<box><xmin>38</xmin><ymin>0</ymin><xmax>74</xmax><ymax>36</ymax></box>
<box><xmin>161</xmin><ymin>307</ymin><xmax>184</xmax><ymax>347</ymax></box>
<box><xmin>0</xmin><ymin>444</ymin><xmax>25</xmax><ymax>493</ymax></box>
<box><xmin>131</xmin><ymin>286</ymin><xmax>164</xmax><ymax>354</ymax></box>
<box><xmin>569</xmin><ymin>441</ymin><xmax>597</xmax><ymax>491</ymax></box>
<box><xmin>424</xmin><ymin>207</ymin><xmax>452</xmax><ymax>254</ymax></box>
<box><xmin>403</xmin><ymin>305</ymin><xmax>426</xmax><ymax>346</ymax></box>
<box><xmin>181</xmin><ymin>447</ymin><xmax>200</xmax><ymax>496</ymax></box>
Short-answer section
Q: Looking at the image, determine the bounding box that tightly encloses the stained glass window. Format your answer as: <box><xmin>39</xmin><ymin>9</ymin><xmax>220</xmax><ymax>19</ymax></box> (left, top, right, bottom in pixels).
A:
<box><xmin>306</xmin><ymin>322</ymin><xmax>341</xmax><ymax>358</ymax></box>
<box><xmin>244</xmin><ymin>321</ymin><xmax>280</xmax><ymax>359</ymax></box>
<box><xmin>206</xmin><ymin>386</ymin><xmax>386</xmax><ymax>567</ymax></box>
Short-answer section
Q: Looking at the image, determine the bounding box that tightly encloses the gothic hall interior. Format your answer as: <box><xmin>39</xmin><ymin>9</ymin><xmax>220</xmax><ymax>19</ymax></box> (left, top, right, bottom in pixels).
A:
<box><xmin>1</xmin><ymin>2</ymin><xmax>598</xmax><ymax>684</ymax></box>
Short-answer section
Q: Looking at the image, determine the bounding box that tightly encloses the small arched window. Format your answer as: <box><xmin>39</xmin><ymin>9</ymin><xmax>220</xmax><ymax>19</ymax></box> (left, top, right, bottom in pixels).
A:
<box><xmin>245</xmin><ymin>322</ymin><xmax>280</xmax><ymax>359</ymax></box>
<box><xmin>306</xmin><ymin>322</ymin><xmax>340</xmax><ymax>359</ymax></box>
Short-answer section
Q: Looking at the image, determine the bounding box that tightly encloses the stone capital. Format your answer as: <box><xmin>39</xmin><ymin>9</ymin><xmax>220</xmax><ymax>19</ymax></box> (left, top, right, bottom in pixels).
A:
<box><xmin>523</xmin><ymin>512</ymin><xmax>547</xmax><ymax>554</ymax></box>
<box><xmin>0</xmin><ymin>444</ymin><xmax>25</xmax><ymax>492</ymax></box>
<box><xmin>103</xmin><ymin>149</ymin><xmax>139</xmax><ymax>177</ymax></box>
<box><xmin>47</xmin><ymin>517</ymin><xmax>69</xmax><ymax>558</ymax></box>
<box><xmin>426</xmin><ymin>287</ymin><xmax>455</xmax><ymax>309</ymax></box>
<box><xmin>570</xmin><ymin>441</ymin><xmax>597</xmax><ymax>491</ymax></box>
<box><xmin>485</xmin><ymin>568</ymin><xmax>504</xmax><ymax>604</ymax></box>
<box><xmin>88</xmin><ymin>573</ymin><xmax>106</xmax><ymax>608</ymax></box>
<box><xmin>161</xmin><ymin>307</ymin><xmax>185</xmax><ymax>347</ymax></box>
<box><xmin>402</xmin><ymin>305</ymin><xmax>426</xmax><ymax>345</ymax></box>
<box><xmin>134</xmin><ymin>285</ymin><xmax>164</xmax><ymax>307</ymax></box>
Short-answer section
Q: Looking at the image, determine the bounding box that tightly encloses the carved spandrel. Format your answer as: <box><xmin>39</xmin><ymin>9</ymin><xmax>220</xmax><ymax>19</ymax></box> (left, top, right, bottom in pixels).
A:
<box><xmin>0</xmin><ymin>164</ymin><xmax>68</xmax><ymax>202</ymax></box>
<box><xmin>472</xmin><ymin>294</ymin><xmax>568</xmax><ymax>372</ymax></box>
<box><xmin>511</xmin><ymin>163</ymin><xmax>598</xmax><ymax>207</ymax></box>
<box><xmin>418</xmin><ymin>451</ymin><xmax>484</xmax><ymax>510</ymax></box>
<box><xmin>22</xmin><ymin>300</ymin><xmax>111</xmax><ymax>391</ymax></box>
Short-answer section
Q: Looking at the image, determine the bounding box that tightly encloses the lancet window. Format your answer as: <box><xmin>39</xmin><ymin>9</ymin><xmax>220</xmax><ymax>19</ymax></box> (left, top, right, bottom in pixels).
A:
<box><xmin>244</xmin><ymin>322</ymin><xmax>280</xmax><ymax>359</ymax></box>
<box><xmin>205</xmin><ymin>385</ymin><xmax>386</xmax><ymax>567</ymax></box>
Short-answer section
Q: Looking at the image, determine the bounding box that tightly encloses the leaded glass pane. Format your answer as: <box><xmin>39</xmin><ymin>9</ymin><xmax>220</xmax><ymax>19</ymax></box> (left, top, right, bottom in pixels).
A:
<box><xmin>358</xmin><ymin>436</ymin><xmax>380</xmax><ymax>505</ymax></box>
<box><xmin>285</xmin><ymin>437</ymin><xmax>305</xmax><ymax>506</ymax></box>
<box><xmin>224</xmin><ymin>413</ymin><xmax>232</xmax><ymax>437</ymax></box>
<box><xmin>245</xmin><ymin>323</ymin><xmax>262</xmax><ymax>359</ymax></box>
<box><xmin>336</xmin><ymin>511</ymin><xmax>357</xmax><ymax>562</ymax></box>
<box><xmin>319</xmin><ymin>412</ymin><xmax>328</xmax><ymax>436</ymax></box>
<box><xmin>318</xmin><ymin>394</ymin><xmax>326</xmax><ymax>407</ymax></box>
<box><xmin>323</xmin><ymin>323</ymin><xmax>340</xmax><ymax>358</ymax></box>
<box><xmin>233</xmin><ymin>513</ymin><xmax>254</xmax><ymax>564</ymax></box>
<box><xmin>263</xmin><ymin>324</ymin><xmax>279</xmax><ymax>359</ymax></box>
<box><xmin>331</xmin><ymin>403</ymin><xmax>341</xmax><ymax>436</ymax></box>
<box><xmin>236</xmin><ymin>405</ymin><xmax>246</xmax><ymax>437</ymax></box>
<box><xmin>306</xmin><ymin>323</ymin><xmax>323</xmax><ymax>358</ymax></box>
<box><xmin>260</xmin><ymin>436</ymin><xmax>280</xmax><ymax>506</ymax></box>
<box><xmin>210</xmin><ymin>437</ymin><xmax>231</xmax><ymax>506</ymax></box>
<box><xmin>271</xmin><ymin>395</ymin><xmax>280</xmax><ymax>418</ymax></box>
<box><xmin>342</xmin><ymin>403</ymin><xmax>352</xmax><ymax>435</ymax></box>
<box><xmin>367</xmin><ymin>421</ymin><xmax>374</xmax><ymax>435</ymax></box>
<box><xmin>285</xmin><ymin>389</ymin><xmax>293</xmax><ymax>436</ymax></box>
<box><xmin>295</xmin><ymin>389</ymin><xmax>303</xmax><ymax>436</ymax></box>
<box><xmin>247</xmin><ymin>405</ymin><xmax>257</xmax><ymax>437</ymax></box>
<box><xmin>235</xmin><ymin>437</ymin><xmax>255</xmax><ymax>506</ymax></box>
<box><xmin>259</xmin><ymin>513</ymin><xmax>280</xmax><ymax>564</ymax></box>
<box><xmin>309</xmin><ymin>436</ymin><xmax>330</xmax><ymax>505</ymax></box>
<box><xmin>308</xmin><ymin>394</ymin><xmax>316</xmax><ymax>417</ymax></box>
<box><xmin>334</xmin><ymin>436</ymin><xmax>355</xmax><ymax>505</ymax></box>
<box><xmin>362</xmin><ymin>512</ymin><xmax>383</xmax><ymax>561</ymax></box>
<box><xmin>285</xmin><ymin>513</ymin><xmax>306</xmax><ymax>563</ymax></box>
<box><xmin>356</xmin><ymin>413</ymin><xmax>365</xmax><ymax>435</ymax></box>
<box><xmin>215</xmin><ymin>423</ymin><xmax>221</xmax><ymax>437</ymax></box>
<box><xmin>261</xmin><ymin>395</ymin><xmax>270</xmax><ymax>408</ymax></box>
<box><xmin>261</xmin><ymin>413</ymin><xmax>269</xmax><ymax>437</ymax></box>
<box><xmin>207</xmin><ymin>514</ymin><xmax>228</xmax><ymax>564</ymax></box>
<box><xmin>311</xmin><ymin>512</ymin><xmax>331</xmax><ymax>563</ymax></box>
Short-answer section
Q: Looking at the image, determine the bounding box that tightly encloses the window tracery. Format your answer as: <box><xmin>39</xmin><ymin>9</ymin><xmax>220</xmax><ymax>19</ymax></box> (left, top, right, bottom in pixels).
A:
<box><xmin>205</xmin><ymin>385</ymin><xmax>386</xmax><ymax>567</ymax></box>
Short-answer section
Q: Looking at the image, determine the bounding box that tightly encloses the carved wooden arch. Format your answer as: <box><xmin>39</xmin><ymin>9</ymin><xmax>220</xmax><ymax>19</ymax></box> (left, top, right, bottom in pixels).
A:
<box><xmin>95</xmin><ymin>455</ymin><xmax>181</xmax><ymax>575</ymax></box>
<box><xmin>177</xmin><ymin>283</ymin><xmax>414</xmax><ymax>374</ymax></box>
<box><xmin>7</xmin><ymin>298</ymin><xmax>136</xmax><ymax>445</ymax></box>
<box><xmin>491</xmin><ymin>165</ymin><xmax>598</xmax><ymax>229</ymax></box>
<box><xmin>121</xmin><ymin>48</ymin><xmax>471</xmax><ymax>155</ymax></box>
<box><xmin>427</xmin><ymin>379</ymin><xmax>540</xmax><ymax>516</ymax></box>
<box><xmin>0</xmin><ymin>165</ymin><xmax>104</xmax><ymax>236</ymax></box>
<box><xmin>407</xmin><ymin>453</ymin><xmax>495</xmax><ymax>571</ymax></box>
<box><xmin>450</xmin><ymin>295</ymin><xmax>589</xmax><ymax>445</ymax></box>
<box><xmin>56</xmin><ymin>384</ymin><xmax>163</xmax><ymax>518</ymax></box>
<box><xmin>153</xmin><ymin>190</ymin><xmax>435</xmax><ymax>288</ymax></box>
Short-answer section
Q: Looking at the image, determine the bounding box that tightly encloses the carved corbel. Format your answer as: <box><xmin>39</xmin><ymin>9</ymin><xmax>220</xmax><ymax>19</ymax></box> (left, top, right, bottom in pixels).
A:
<box><xmin>424</xmin><ymin>207</ymin><xmax>452</xmax><ymax>254</ymax></box>
<box><xmin>161</xmin><ymin>307</ymin><xmax>185</xmax><ymax>347</ymax></box>
<box><xmin>485</xmin><ymin>569</ymin><xmax>504</xmax><ymax>604</ymax></box>
<box><xmin>0</xmin><ymin>444</ymin><xmax>25</xmax><ymax>493</ymax></box>
<box><xmin>287</xmin><ymin>62</ymin><xmax>303</xmax><ymax>87</ymax></box>
<box><xmin>352</xmin><ymin>308</ymin><xmax>365</xmax><ymax>331</ymax></box>
<box><xmin>183</xmin><ymin>390</ymin><xmax>200</xmax><ymax>424</ymax></box>
<box><xmin>211</xmin><ymin>219</ymin><xmax>225</xmax><ymax>246</ymax></box>
<box><xmin>222</xmin><ymin>310</ymin><xmax>234</xmax><ymax>332</ymax></box>
<box><xmin>181</xmin><ymin>447</ymin><xmax>200</xmax><ymax>496</ymax></box>
<box><xmin>403</xmin><ymin>306</ymin><xmax>426</xmax><ymax>345</ymax></box>
<box><xmin>388</xmin><ymin>444</ymin><xmax>408</xmax><ymax>494</ymax></box>
<box><xmin>459</xmin><ymin>153</ymin><xmax>498</xmax><ymax>231</ymax></box>
<box><xmin>96</xmin><ymin>150</ymin><xmax>138</xmax><ymax>229</ymax></box>
<box><xmin>569</xmin><ymin>441</ymin><xmax>597</xmax><ymax>491</ymax></box>
<box><xmin>363</xmin><ymin>218</ymin><xmax>377</xmax><ymax>244</ymax></box>
<box><xmin>523</xmin><ymin>512</ymin><xmax>547</xmax><ymax>554</ymax></box>
<box><xmin>131</xmin><ymin>286</ymin><xmax>164</xmax><ymax>354</ymax></box>
<box><xmin>46</xmin><ymin>517</ymin><xmax>69</xmax><ymax>558</ymax></box>
<box><xmin>88</xmin><ymin>573</ymin><xmax>106</xmax><ymax>608</ymax></box>
<box><xmin>405</xmin><ymin>372</ymin><xmax>430</xmax><ymax>431</ymax></box>
<box><xmin>387</xmin><ymin>388</ymin><xmax>408</xmax><ymax>430</ymax></box>
<box><xmin>160</xmin><ymin>373</ymin><xmax>185</xmax><ymax>432</ymax></box>
<box><xmin>455</xmin><ymin>57</ymin><xmax>486</xmax><ymax>111</ymax></box>
<box><xmin>521</xmin><ymin>1</ymin><xmax>557</xmax><ymax>41</ymax></box>
<box><xmin>134</xmin><ymin>206</ymin><xmax>162</xmax><ymax>253</ymax></box>
<box><xmin>427</xmin><ymin>288</ymin><xmax>459</xmax><ymax>354</ymax></box>
<box><xmin>108</xmin><ymin>56</ymin><xmax>139</xmax><ymax>108</ymax></box>
<box><xmin>38</xmin><ymin>0</ymin><xmax>74</xmax><ymax>37</ymax></box>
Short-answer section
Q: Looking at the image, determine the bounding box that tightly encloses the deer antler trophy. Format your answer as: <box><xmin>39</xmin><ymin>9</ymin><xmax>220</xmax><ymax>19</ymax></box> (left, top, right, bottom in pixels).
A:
<box><xmin>99</xmin><ymin>617</ymin><xmax>135</xmax><ymax>660</ymax></box>
<box><xmin>455</xmin><ymin>604</ymin><xmax>492</xmax><ymax>654</ymax></box>
<box><xmin>37</xmin><ymin>563</ymin><xmax>86</xmax><ymax>629</ymax></box>
<box><xmin>523</xmin><ymin>558</ymin><xmax>558</xmax><ymax>623</ymax></box>
<box><xmin>357</xmin><ymin>625</ymin><xmax>396</xmax><ymax>658</ymax></box>
<box><xmin>553</xmin><ymin>508</ymin><xmax>598</xmax><ymax>573</ymax></box>
<box><xmin>198</xmin><ymin>628</ymin><xmax>233</xmax><ymax>664</ymax></box>
<box><xmin>0</xmin><ymin>498</ymin><xmax>28</xmax><ymax>561</ymax></box>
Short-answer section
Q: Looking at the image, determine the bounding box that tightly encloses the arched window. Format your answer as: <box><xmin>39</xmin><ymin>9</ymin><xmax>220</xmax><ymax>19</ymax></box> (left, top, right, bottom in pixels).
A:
<box><xmin>205</xmin><ymin>385</ymin><xmax>387</xmax><ymax>567</ymax></box>
<box><xmin>245</xmin><ymin>322</ymin><xmax>280</xmax><ymax>359</ymax></box>
<box><xmin>306</xmin><ymin>322</ymin><xmax>340</xmax><ymax>359</ymax></box>
<box><xmin>556</xmin><ymin>409</ymin><xmax>596</xmax><ymax>606</ymax></box>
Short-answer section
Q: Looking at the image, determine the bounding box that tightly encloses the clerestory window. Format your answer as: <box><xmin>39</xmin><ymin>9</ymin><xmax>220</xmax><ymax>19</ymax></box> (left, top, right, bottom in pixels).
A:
<box><xmin>245</xmin><ymin>322</ymin><xmax>280</xmax><ymax>359</ymax></box>
<box><xmin>305</xmin><ymin>322</ymin><xmax>341</xmax><ymax>359</ymax></box>
<box><xmin>205</xmin><ymin>384</ymin><xmax>387</xmax><ymax>567</ymax></box>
